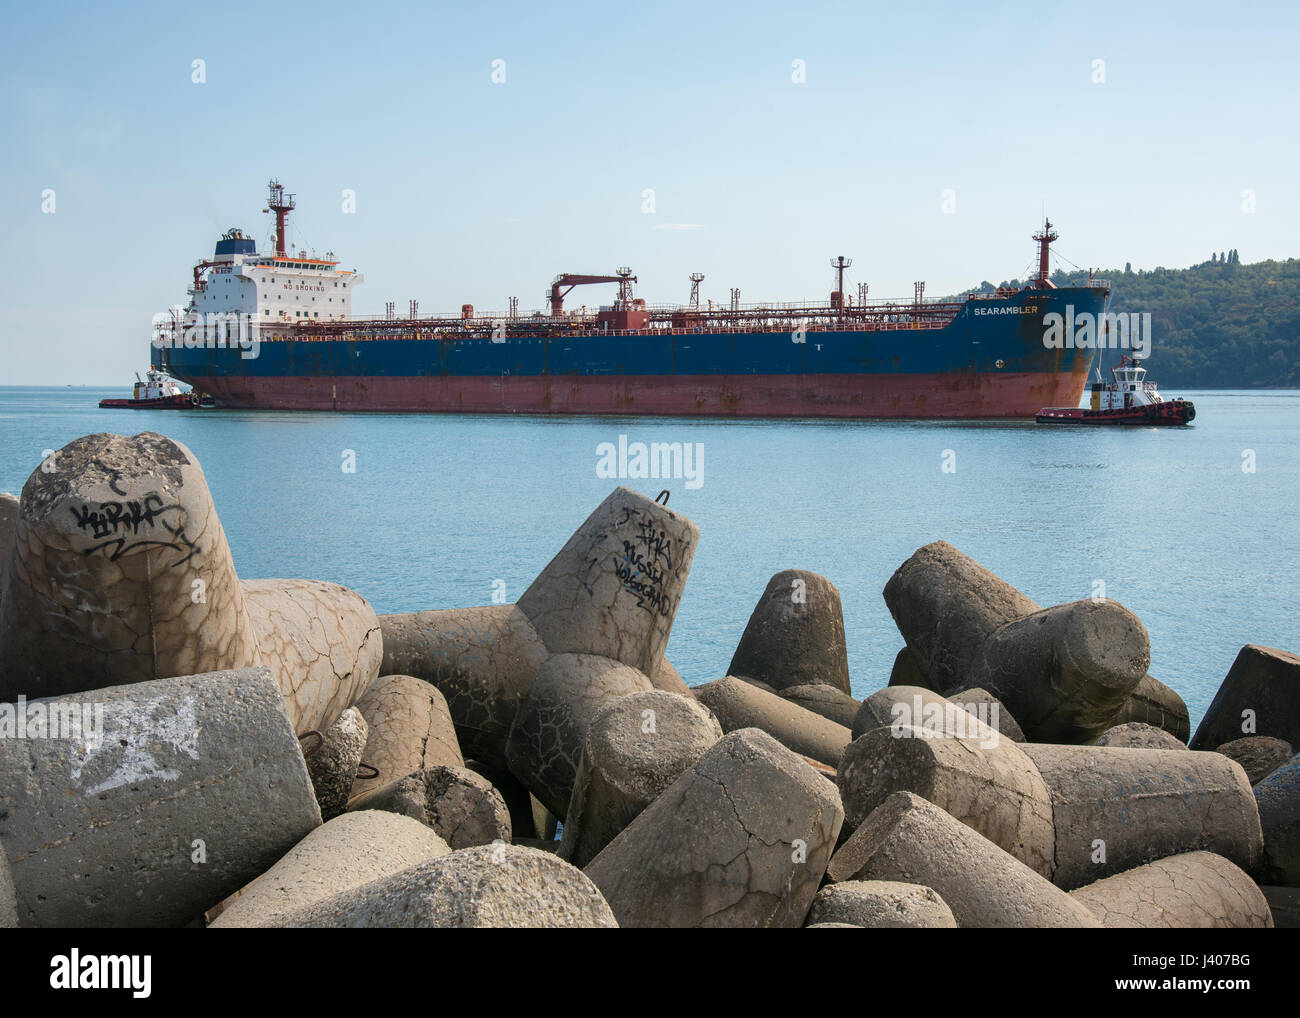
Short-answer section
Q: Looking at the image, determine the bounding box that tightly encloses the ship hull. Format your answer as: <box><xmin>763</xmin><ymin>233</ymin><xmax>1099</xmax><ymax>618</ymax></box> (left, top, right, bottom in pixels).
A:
<box><xmin>156</xmin><ymin>286</ymin><xmax>1106</xmax><ymax>419</ymax></box>
<box><xmin>176</xmin><ymin>368</ymin><xmax>1088</xmax><ymax>418</ymax></box>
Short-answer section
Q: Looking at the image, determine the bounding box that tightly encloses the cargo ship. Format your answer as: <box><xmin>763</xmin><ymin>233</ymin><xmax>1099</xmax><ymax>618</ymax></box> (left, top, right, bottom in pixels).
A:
<box><xmin>153</xmin><ymin>182</ymin><xmax>1111</xmax><ymax>418</ymax></box>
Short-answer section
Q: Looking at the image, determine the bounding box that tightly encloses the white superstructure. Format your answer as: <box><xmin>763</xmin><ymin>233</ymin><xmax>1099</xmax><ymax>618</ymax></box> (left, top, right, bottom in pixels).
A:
<box><xmin>189</xmin><ymin>183</ymin><xmax>363</xmax><ymax>325</ymax></box>
<box><xmin>1093</xmin><ymin>357</ymin><xmax>1165</xmax><ymax>411</ymax></box>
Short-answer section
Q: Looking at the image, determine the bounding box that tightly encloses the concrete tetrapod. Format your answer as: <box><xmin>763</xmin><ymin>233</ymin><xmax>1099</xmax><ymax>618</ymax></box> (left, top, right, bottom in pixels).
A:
<box><xmin>1252</xmin><ymin>752</ymin><xmax>1300</xmax><ymax>886</ymax></box>
<box><xmin>1020</xmin><ymin>743</ymin><xmax>1264</xmax><ymax>889</ymax></box>
<box><xmin>517</xmin><ymin>486</ymin><xmax>698</xmax><ymax>678</ymax></box>
<box><xmin>826</xmin><ymin>791</ymin><xmax>1101</xmax><ymax>928</ymax></box>
<box><xmin>0</xmin><ymin>667</ymin><xmax>321</xmax><ymax>927</ymax></box>
<box><xmin>0</xmin><ymin>433</ymin><xmax>381</xmax><ymax>734</ymax></box>
<box><xmin>780</xmin><ymin>683</ymin><xmax>861</xmax><ymax>729</ymax></box>
<box><xmin>1215</xmin><ymin>736</ymin><xmax>1293</xmax><ymax>786</ymax></box>
<box><xmin>305</xmin><ymin>706</ymin><xmax>368</xmax><ymax>821</ymax></box>
<box><xmin>1113</xmin><ymin>674</ymin><xmax>1191</xmax><ymax>743</ymax></box>
<box><xmin>693</xmin><ymin>675</ymin><xmax>851</xmax><ymax>767</ymax></box>
<box><xmin>727</xmin><ymin>570</ymin><xmax>852</xmax><ymax>694</ymax></box>
<box><xmin>1094</xmin><ymin>722</ymin><xmax>1187</xmax><ymax>750</ymax></box>
<box><xmin>1069</xmin><ymin>851</ymin><xmax>1273</xmax><ymax>928</ymax></box>
<box><xmin>0</xmin><ymin>433</ymin><xmax>262</xmax><ymax>701</ymax></box>
<box><xmin>559</xmin><ymin>689</ymin><xmax>722</xmax><ymax>868</ymax></box>
<box><xmin>209</xmin><ymin>810</ymin><xmax>450</xmax><ymax>927</ymax></box>
<box><xmin>836</xmin><ymin>724</ymin><xmax>1054</xmax><ymax>877</ymax></box>
<box><xmin>379</xmin><ymin>605</ymin><xmax>547</xmax><ymax>769</ymax></box>
<box><xmin>280</xmin><ymin>844</ymin><xmax>618</xmax><ymax>928</ymax></box>
<box><xmin>852</xmin><ymin>686</ymin><xmax>1003</xmax><ymax>742</ymax></box>
<box><xmin>1191</xmin><ymin>645</ymin><xmax>1300</xmax><ymax>751</ymax></box>
<box><xmin>505</xmin><ymin>652</ymin><xmax>653</xmax><ymax>819</ymax></box>
<box><xmin>806</xmin><ymin>880</ymin><xmax>957</xmax><ymax>928</ymax></box>
<box><xmin>347</xmin><ymin>673</ymin><xmax>464</xmax><ymax>800</ymax></box>
<box><xmin>0</xmin><ymin>492</ymin><xmax>16</xmax><ymax>583</ymax></box>
<box><xmin>584</xmin><ymin>728</ymin><xmax>844</xmax><ymax>928</ymax></box>
<box><xmin>882</xmin><ymin>541</ymin><xmax>1041</xmax><ymax>695</ymax></box>
<box><xmin>887</xmin><ymin>646</ymin><xmax>933</xmax><ymax>690</ymax></box>
<box><xmin>948</xmin><ymin>688</ymin><xmax>1026</xmax><ymax>742</ymax></box>
<box><xmin>240</xmin><ymin>578</ymin><xmax>382</xmax><ymax>735</ymax></box>
<box><xmin>963</xmin><ymin>599</ymin><xmax>1150</xmax><ymax>744</ymax></box>
<box><xmin>1261</xmin><ymin>886</ymin><xmax>1300</xmax><ymax>927</ymax></box>
<box><xmin>0</xmin><ymin>843</ymin><xmax>15</xmax><ymax>929</ymax></box>
<box><xmin>348</xmin><ymin>764</ymin><xmax>512</xmax><ymax>849</ymax></box>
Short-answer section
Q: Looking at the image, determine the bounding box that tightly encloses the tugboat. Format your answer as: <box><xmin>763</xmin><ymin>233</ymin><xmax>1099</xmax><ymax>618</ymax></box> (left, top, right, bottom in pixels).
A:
<box><xmin>99</xmin><ymin>368</ymin><xmax>205</xmax><ymax>409</ymax></box>
<box><xmin>1036</xmin><ymin>356</ymin><xmax>1195</xmax><ymax>425</ymax></box>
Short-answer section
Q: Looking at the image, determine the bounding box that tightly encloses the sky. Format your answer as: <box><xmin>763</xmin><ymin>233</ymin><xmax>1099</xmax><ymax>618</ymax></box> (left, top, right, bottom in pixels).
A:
<box><xmin>2</xmin><ymin>0</ymin><xmax>1297</xmax><ymax>384</ymax></box>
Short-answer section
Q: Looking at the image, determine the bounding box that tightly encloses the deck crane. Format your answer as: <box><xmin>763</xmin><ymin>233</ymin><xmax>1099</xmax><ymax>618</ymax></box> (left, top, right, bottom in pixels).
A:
<box><xmin>548</xmin><ymin>268</ymin><xmax>636</xmax><ymax>315</ymax></box>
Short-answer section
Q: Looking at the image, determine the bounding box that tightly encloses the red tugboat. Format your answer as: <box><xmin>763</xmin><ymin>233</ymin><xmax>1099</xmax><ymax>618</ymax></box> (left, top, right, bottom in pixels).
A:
<box><xmin>99</xmin><ymin>368</ymin><xmax>205</xmax><ymax>409</ymax></box>
<box><xmin>1036</xmin><ymin>356</ymin><xmax>1195</xmax><ymax>425</ymax></box>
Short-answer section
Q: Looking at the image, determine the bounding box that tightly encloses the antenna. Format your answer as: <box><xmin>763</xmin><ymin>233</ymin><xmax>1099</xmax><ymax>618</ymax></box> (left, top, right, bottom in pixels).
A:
<box><xmin>688</xmin><ymin>272</ymin><xmax>705</xmax><ymax>311</ymax></box>
<box><xmin>829</xmin><ymin>256</ymin><xmax>852</xmax><ymax>309</ymax></box>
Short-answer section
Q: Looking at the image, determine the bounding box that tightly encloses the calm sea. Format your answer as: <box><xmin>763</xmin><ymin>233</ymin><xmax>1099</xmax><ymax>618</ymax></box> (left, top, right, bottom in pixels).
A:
<box><xmin>1</xmin><ymin>386</ymin><xmax>1296</xmax><ymax>732</ymax></box>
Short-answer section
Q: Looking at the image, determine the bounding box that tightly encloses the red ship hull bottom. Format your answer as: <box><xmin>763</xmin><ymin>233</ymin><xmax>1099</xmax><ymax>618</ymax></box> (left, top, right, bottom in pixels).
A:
<box><xmin>185</xmin><ymin>369</ymin><xmax>1090</xmax><ymax>419</ymax></box>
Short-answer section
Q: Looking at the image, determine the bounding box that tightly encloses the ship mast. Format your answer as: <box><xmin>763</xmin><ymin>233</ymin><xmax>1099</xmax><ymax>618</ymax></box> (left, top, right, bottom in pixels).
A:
<box><xmin>1032</xmin><ymin>218</ymin><xmax>1058</xmax><ymax>288</ymax></box>
<box><xmin>265</xmin><ymin>179</ymin><xmax>296</xmax><ymax>257</ymax></box>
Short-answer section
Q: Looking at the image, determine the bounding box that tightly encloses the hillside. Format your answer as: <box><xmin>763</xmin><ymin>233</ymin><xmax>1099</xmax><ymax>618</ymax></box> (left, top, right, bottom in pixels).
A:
<box><xmin>963</xmin><ymin>255</ymin><xmax>1300</xmax><ymax>388</ymax></box>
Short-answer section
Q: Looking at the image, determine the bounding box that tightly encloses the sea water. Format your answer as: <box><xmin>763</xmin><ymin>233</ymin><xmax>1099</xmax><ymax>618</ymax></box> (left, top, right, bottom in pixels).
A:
<box><xmin>1</xmin><ymin>386</ymin><xmax>1295</xmax><ymax>731</ymax></box>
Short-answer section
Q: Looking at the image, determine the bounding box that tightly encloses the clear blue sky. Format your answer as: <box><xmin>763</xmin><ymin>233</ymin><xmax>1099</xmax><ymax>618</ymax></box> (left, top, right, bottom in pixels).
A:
<box><xmin>2</xmin><ymin>0</ymin><xmax>1296</xmax><ymax>384</ymax></box>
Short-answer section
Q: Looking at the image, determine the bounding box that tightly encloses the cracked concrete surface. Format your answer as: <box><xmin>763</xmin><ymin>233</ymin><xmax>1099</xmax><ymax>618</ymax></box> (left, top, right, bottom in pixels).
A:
<box><xmin>505</xmin><ymin>652</ymin><xmax>653</xmax><ymax>819</ymax></box>
<box><xmin>1069</xmin><ymin>850</ymin><xmax>1273</xmax><ymax>928</ymax></box>
<box><xmin>1022</xmin><ymin>743</ymin><xmax>1264</xmax><ymax>889</ymax></box>
<box><xmin>379</xmin><ymin>604</ymin><xmax>547</xmax><ymax>768</ymax></box>
<box><xmin>559</xmin><ymin>689</ymin><xmax>722</xmax><ymax>868</ymax></box>
<box><xmin>827</xmin><ymin>791</ymin><xmax>1100</xmax><ymax>928</ymax></box>
<box><xmin>837</xmin><ymin>724</ymin><xmax>1056</xmax><ymax>879</ymax></box>
<box><xmin>0</xmin><ymin>433</ymin><xmax>262</xmax><ymax>700</ymax></box>
<box><xmin>242</xmin><ymin>578</ymin><xmax>382</xmax><ymax>736</ymax></box>
<box><xmin>583</xmin><ymin>728</ymin><xmax>843</xmax><ymax>928</ymax></box>
<box><xmin>348</xmin><ymin>673</ymin><xmax>464</xmax><ymax>800</ymax></box>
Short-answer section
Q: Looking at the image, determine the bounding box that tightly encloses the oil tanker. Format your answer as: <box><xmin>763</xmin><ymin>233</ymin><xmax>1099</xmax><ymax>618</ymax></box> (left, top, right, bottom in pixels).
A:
<box><xmin>153</xmin><ymin>182</ymin><xmax>1109</xmax><ymax>418</ymax></box>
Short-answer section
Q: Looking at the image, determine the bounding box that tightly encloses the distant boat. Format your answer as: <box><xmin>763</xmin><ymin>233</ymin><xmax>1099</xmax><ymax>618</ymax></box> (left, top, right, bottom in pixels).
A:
<box><xmin>1036</xmin><ymin>356</ymin><xmax>1194</xmax><ymax>425</ymax></box>
<box><xmin>99</xmin><ymin>368</ymin><xmax>207</xmax><ymax>409</ymax></box>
